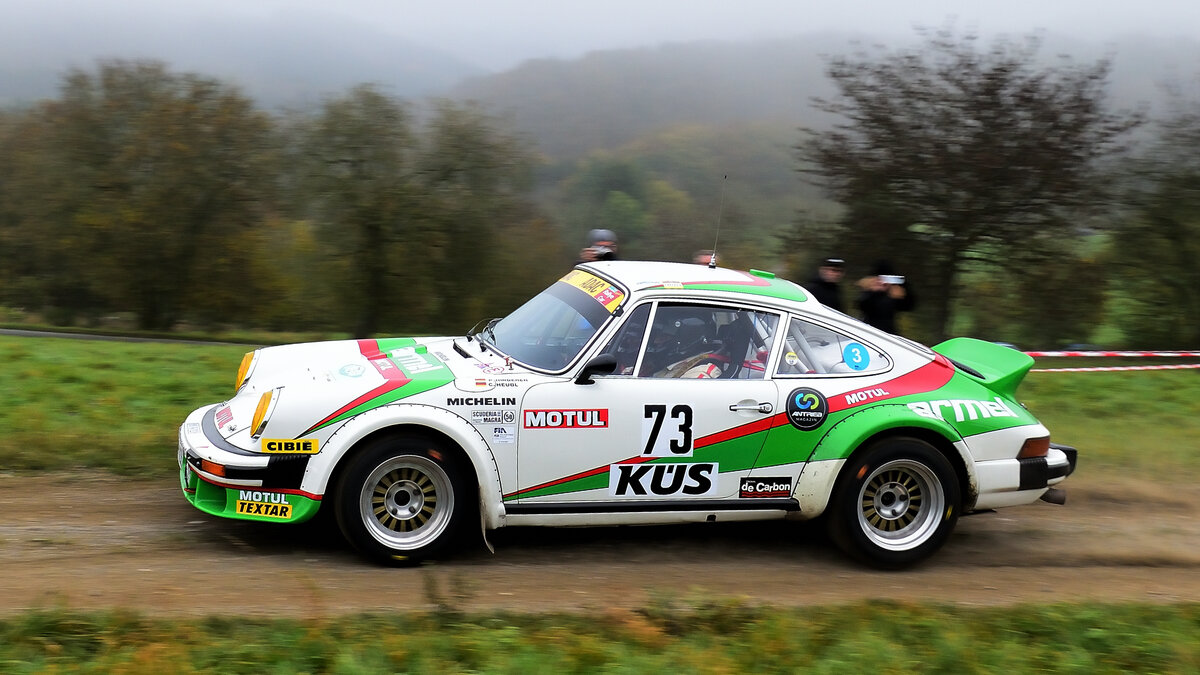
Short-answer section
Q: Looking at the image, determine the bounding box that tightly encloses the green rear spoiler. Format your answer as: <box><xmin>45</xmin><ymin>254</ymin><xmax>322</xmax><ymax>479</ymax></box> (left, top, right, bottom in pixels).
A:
<box><xmin>931</xmin><ymin>337</ymin><xmax>1034</xmax><ymax>399</ymax></box>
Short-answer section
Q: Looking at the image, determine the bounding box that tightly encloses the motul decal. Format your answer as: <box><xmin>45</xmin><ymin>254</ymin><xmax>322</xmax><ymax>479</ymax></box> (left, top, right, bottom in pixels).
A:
<box><xmin>522</xmin><ymin>409</ymin><xmax>608</xmax><ymax>428</ymax></box>
<box><xmin>827</xmin><ymin>356</ymin><xmax>955</xmax><ymax>412</ymax></box>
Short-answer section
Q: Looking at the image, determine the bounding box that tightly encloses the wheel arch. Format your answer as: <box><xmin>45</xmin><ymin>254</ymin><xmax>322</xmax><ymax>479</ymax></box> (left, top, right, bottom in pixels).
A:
<box><xmin>794</xmin><ymin>403</ymin><xmax>978</xmax><ymax>517</ymax></box>
<box><xmin>306</xmin><ymin>404</ymin><xmax>506</xmax><ymax>530</ymax></box>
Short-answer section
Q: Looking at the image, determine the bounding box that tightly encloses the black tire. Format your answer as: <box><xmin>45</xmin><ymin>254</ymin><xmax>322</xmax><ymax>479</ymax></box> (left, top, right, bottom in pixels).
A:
<box><xmin>827</xmin><ymin>436</ymin><xmax>960</xmax><ymax>569</ymax></box>
<box><xmin>334</xmin><ymin>434</ymin><xmax>469</xmax><ymax>566</ymax></box>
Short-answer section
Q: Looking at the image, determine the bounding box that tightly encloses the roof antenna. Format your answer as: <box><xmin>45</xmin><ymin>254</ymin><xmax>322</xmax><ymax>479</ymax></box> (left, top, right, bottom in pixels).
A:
<box><xmin>708</xmin><ymin>174</ymin><xmax>726</xmax><ymax>269</ymax></box>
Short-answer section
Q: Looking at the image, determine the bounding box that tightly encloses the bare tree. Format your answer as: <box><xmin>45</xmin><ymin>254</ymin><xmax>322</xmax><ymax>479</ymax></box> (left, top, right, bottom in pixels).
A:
<box><xmin>799</xmin><ymin>27</ymin><xmax>1141</xmax><ymax>340</ymax></box>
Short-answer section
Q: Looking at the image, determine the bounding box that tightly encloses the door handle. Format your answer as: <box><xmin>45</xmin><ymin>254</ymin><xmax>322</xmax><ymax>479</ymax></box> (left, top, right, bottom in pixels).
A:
<box><xmin>729</xmin><ymin>402</ymin><xmax>773</xmax><ymax>414</ymax></box>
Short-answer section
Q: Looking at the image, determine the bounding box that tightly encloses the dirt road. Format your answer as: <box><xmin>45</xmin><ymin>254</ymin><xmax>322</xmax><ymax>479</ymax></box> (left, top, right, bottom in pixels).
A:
<box><xmin>1</xmin><ymin>472</ymin><xmax>1197</xmax><ymax>617</ymax></box>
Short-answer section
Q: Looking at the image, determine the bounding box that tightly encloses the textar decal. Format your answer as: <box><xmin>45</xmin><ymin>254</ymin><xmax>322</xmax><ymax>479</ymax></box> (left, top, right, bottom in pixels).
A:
<box><xmin>261</xmin><ymin>438</ymin><xmax>320</xmax><ymax>454</ymax></box>
<box><xmin>908</xmin><ymin>397</ymin><xmax>1018</xmax><ymax>423</ymax></box>
<box><xmin>608</xmin><ymin>463</ymin><xmax>718</xmax><ymax>496</ymax></box>
<box><xmin>235</xmin><ymin>490</ymin><xmax>293</xmax><ymax>519</ymax></box>
<box><xmin>739</xmin><ymin>476</ymin><xmax>792</xmax><ymax>498</ymax></box>
<box><xmin>786</xmin><ymin>388</ymin><xmax>828</xmax><ymax>430</ymax></box>
<box><xmin>523</xmin><ymin>409</ymin><xmax>609</xmax><ymax>428</ymax></box>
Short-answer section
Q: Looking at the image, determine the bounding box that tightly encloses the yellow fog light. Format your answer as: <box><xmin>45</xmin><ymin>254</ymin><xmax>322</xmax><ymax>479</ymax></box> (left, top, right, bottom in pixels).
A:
<box><xmin>235</xmin><ymin>351</ymin><xmax>258</xmax><ymax>392</ymax></box>
<box><xmin>251</xmin><ymin>390</ymin><xmax>277</xmax><ymax>438</ymax></box>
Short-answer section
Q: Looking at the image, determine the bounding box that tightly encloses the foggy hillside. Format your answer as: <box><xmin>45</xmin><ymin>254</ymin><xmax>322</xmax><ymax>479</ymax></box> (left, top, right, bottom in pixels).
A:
<box><xmin>450</xmin><ymin>32</ymin><xmax>1200</xmax><ymax>162</ymax></box>
<box><xmin>0</xmin><ymin>7</ymin><xmax>483</xmax><ymax>107</ymax></box>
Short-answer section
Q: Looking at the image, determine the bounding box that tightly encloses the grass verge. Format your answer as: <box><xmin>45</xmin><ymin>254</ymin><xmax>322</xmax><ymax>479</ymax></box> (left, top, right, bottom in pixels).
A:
<box><xmin>2</xmin><ymin>337</ymin><xmax>1198</xmax><ymax>477</ymax></box>
<box><xmin>1</xmin><ymin>600</ymin><xmax>1197</xmax><ymax>673</ymax></box>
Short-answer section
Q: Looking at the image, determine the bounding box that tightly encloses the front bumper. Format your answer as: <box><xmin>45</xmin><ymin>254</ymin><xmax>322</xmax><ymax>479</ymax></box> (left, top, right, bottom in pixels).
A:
<box><xmin>178</xmin><ymin>404</ymin><xmax>322</xmax><ymax>523</ymax></box>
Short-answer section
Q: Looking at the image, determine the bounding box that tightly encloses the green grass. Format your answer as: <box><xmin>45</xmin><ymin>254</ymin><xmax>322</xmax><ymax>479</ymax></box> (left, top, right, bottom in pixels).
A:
<box><xmin>0</xmin><ymin>600</ymin><xmax>1197</xmax><ymax>673</ymax></box>
<box><xmin>1019</xmin><ymin>359</ymin><xmax>1200</xmax><ymax>477</ymax></box>
<box><xmin>2</xmin><ymin>338</ymin><xmax>1198</xmax><ymax>477</ymax></box>
<box><xmin>0</xmin><ymin>336</ymin><xmax>247</xmax><ymax>475</ymax></box>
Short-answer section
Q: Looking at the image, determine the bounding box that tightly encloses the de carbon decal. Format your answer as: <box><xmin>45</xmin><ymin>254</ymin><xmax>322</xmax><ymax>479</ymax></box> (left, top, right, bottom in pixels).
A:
<box><xmin>739</xmin><ymin>476</ymin><xmax>792</xmax><ymax>498</ymax></box>
<box><xmin>786</xmin><ymin>387</ymin><xmax>828</xmax><ymax>430</ymax></box>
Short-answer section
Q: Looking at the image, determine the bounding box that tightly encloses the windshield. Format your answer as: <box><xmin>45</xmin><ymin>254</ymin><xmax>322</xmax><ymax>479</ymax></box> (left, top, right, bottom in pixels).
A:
<box><xmin>487</xmin><ymin>270</ymin><xmax>626</xmax><ymax>371</ymax></box>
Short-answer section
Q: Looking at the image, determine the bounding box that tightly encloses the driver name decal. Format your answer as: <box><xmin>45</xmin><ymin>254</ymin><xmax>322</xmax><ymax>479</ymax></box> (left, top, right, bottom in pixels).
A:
<box><xmin>609</xmin><ymin>463</ymin><xmax>718</xmax><ymax>497</ymax></box>
<box><xmin>523</xmin><ymin>409</ymin><xmax>608</xmax><ymax>428</ymax></box>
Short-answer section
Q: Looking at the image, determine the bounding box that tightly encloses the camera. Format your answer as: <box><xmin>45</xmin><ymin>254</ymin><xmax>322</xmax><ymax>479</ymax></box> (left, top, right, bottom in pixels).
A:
<box><xmin>591</xmin><ymin>246</ymin><xmax>615</xmax><ymax>261</ymax></box>
<box><xmin>880</xmin><ymin>274</ymin><xmax>905</xmax><ymax>285</ymax></box>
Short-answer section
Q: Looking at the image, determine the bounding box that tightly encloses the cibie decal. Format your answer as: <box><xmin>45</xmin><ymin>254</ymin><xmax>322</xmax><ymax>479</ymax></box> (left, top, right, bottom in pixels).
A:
<box><xmin>908</xmin><ymin>397</ymin><xmax>1018</xmax><ymax>423</ymax></box>
<box><xmin>609</xmin><ymin>463</ymin><xmax>718</xmax><ymax>497</ymax></box>
<box><xmin>739</xmin><ymin>476</ymin><xmax>792</xmax><ymax>498</ymax></box>
<box><xmin>261</xmin><ymin>438</ymin><xmax>320</xmax><ymax>454</ymax></box>
<box><xmin>235</xmin><ymin>490</ymin><xmax>293</xmax><ymax>519</ymax></box>
<box><xmin>523</xmin><ymin>409</ymin><xmax>609</xmax><ymax>428</ymax></box>
<box><xmin>786</xmin><ymin>387</ymin><xmax>828</xmax><ymax>430</ymax></box>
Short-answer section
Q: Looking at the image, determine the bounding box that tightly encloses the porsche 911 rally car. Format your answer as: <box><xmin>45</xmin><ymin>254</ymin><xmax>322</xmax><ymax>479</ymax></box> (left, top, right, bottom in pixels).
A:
<box><xmin>178</xmin><ymin>261</ymin><xmax>1077</xmax><ymax>568</ymax></box>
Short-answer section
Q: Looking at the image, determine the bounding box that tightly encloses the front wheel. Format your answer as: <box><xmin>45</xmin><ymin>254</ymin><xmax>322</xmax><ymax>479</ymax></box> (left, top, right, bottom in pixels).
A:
<box><xmin>828</xmin><ymin>437</ymin><xmax>960</xmax><ymax>569</ymax></box>
<box><xmin>334</xmin><ymin>435</ymin><xmax>469</xmax><ymax>565</ymax></box>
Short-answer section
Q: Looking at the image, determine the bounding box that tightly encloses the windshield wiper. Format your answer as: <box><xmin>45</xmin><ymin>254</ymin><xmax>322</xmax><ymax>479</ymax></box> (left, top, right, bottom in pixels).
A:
<box><xmin>480</xmin><ymin>318</ymin><xmax>500</xmax><ymax>353</ymax></box>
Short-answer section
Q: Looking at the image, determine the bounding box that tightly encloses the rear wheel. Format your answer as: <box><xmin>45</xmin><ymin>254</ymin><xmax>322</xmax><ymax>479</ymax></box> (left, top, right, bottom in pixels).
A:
<box><xmin>828</xmin><ymin>437</ymin><xmax>960</xmax><ymax>569</ymax></box>
<box><xmin>334</xmin><ymin>435</ymin><xmax>468</xmax><ymax>565</ymax></box>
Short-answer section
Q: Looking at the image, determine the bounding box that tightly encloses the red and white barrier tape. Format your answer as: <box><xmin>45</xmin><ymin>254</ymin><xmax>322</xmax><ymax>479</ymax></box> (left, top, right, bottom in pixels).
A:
<box><xmin>1031</xmin><ymin>363</ymin><xmax>1200</xmax><ymax>373</ymax></box>
<box><xmin>1023</xmin><ymin>350</ymin><xmax>1200</xmax><ymax>358</ymax></box>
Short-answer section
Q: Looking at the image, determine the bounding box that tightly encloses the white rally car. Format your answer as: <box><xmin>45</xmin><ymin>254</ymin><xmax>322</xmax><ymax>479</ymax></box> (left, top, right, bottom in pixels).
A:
<box><xmin>178</xmin><ymin>261</ymin><xmax>1076</xmax><ymax>568</ymax></box>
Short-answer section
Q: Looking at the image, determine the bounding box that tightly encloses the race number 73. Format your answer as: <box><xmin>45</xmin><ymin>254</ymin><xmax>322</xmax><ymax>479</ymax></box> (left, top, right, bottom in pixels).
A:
<box><xmin>643</xmin><ymin>404</ymin><xmax>693</xmax><ymax>457</ymax></box>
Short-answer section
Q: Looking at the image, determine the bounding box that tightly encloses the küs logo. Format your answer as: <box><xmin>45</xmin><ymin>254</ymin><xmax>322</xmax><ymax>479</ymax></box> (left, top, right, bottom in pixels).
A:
<box><xmin>786</xmin><ymin>387</ymin><xmax>827</xmax><ymax>430</ymax></box>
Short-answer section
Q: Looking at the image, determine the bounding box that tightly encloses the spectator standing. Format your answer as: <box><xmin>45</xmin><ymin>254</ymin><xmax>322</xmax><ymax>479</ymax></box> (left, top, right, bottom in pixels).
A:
<box><xmin>577</xmin><ymin>229</ymin><xmax>619</xmax><ymax>263</ymax></box>
<box><xmin>807</xmin><ymin>256</ymin><xmax>846</xmax><ymax>311</ymax></box>
<box><xmin>857</xmin><ymin>259</ymin><xmax>916</xmax><ymax>334</ymax></box>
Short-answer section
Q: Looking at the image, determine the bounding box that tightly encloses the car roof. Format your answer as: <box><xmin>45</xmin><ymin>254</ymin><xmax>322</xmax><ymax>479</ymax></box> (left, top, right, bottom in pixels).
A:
<box><xmin>580</xmin><ymin>260</ymin><xmax>811</xmax><ymax>306</ymax></box>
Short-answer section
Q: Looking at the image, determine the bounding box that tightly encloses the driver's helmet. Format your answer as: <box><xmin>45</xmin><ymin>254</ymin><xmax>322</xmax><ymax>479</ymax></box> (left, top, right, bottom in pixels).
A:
<box><xmin>643</xmin><ymin>306</ymin><xmax>716</xmax><ymax>371</ymax></box>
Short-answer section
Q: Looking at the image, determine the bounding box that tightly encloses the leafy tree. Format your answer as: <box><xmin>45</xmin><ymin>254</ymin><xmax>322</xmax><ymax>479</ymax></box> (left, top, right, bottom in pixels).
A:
<box><xmin>798</xmin><ymin>27</ymin><xmax>1141</xmax><ymax>340</ymax></box>
<box><xmin>296</xmin><ymin>88</ymin><xmax>540</xmax><ymax>336</ymax></box>
<box><xmin>1109</xmin><ymin>84</ymin><xmax>1200</xmax><ymax>347</ymax></box>
<box><xmin>25</xmin><ymin>60</ymin><xmax>276</xmax><ymax>330</ymax></box>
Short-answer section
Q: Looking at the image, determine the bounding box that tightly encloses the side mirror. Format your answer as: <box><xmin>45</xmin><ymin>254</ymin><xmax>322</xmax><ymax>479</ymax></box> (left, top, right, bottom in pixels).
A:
<box><xmin>574</xmin><ymin>353</ymin><xmax>618</xmax><ymax>385</ymax></box>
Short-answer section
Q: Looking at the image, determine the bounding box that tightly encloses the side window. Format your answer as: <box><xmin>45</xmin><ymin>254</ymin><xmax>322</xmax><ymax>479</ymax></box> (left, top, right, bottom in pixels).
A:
<box><xmin>635</xmin><ymin>303</ymin><xmax>779</xmax><ymax>380</ymax></box>
<box><xmin>776</xmin><ymin>316</ymin><xmax>889</xmax><ymax>375</ymax></box>
<box><xmin>599</xmin><ymin>304</ymin><xmax>651</xmax><ymax>376</ymax></box>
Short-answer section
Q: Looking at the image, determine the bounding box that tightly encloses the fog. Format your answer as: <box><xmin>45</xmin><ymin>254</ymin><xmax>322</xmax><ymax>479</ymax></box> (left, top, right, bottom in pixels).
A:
<box><xmin>5</xmin><ymin>0</ymin><xmax>1199</xmax><ymax>72</ymax></box>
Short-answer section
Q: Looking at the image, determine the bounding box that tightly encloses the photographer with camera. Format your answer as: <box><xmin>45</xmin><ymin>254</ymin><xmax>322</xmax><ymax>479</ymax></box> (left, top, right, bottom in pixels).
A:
<box><xmin>857</xmin><ymin>259</ymin><xmax>916</xmax><ymax>335</ymax></box>
<box><xmin>577</xmin><ymin>229</ymin><xmax>619</xmax><ymax>263</ymax></box>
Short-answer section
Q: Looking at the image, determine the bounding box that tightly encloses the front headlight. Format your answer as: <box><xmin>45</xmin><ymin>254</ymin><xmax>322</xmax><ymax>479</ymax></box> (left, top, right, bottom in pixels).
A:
<box><xmin>250</xmin><ymin>388</ymin><xmax>280</xmax><ymax>438</ymax></box>
<box><xmin>235</xmin><ymin>350</ymin><xmax>258</xmax><ymax>392</ymax></box>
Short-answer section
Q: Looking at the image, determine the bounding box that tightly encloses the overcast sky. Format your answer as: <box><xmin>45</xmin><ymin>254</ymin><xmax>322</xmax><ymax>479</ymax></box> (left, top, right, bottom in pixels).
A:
<box><xmin>7</xmin><ymin>0</ymin><xmax>1200</xmax><ymax>71</ymax></box>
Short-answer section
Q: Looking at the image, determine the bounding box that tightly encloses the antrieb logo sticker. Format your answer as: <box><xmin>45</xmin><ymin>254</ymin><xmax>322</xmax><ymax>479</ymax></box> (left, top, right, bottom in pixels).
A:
<box><xmin>786</xmin><ymin>387</ymin><xmax>827</xmax><ymax>430</ymax></box>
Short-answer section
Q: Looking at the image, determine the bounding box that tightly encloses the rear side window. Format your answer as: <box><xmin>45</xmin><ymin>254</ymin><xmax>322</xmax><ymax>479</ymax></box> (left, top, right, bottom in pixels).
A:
<box><xmin>776</xmin><ymin>316</ymin><xmax>889</xmax><ymax>375</ymax></box>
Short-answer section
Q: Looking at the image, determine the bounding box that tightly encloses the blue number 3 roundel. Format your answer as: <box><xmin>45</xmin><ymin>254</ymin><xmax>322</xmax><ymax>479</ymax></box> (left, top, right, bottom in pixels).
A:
<box><xmin>843</xmin><ymin>342</ymin><xmax>869</xmax><ymax>371</ymax></box>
